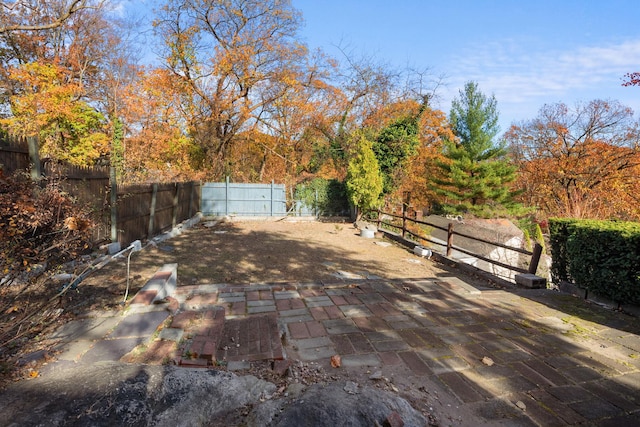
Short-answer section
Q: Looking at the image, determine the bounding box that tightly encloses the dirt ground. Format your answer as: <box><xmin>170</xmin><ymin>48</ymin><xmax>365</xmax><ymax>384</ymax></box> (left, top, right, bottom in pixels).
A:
<box><xmin>87</xmin><ymin>218</ymin><xmax>471</xmax><ymax>298</ymax></box>
<box><xmin>0</xmin><ymin>218</ymin><xmax>484</xmax><ymax>391</ymax></box>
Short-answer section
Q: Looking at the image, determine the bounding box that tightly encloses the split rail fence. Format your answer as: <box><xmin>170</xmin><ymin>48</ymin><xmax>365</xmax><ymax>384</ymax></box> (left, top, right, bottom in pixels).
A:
<box><xmin>374</xmin><ymin>195</ymin><xmax>543</xmax><ymax>278</ymax></box>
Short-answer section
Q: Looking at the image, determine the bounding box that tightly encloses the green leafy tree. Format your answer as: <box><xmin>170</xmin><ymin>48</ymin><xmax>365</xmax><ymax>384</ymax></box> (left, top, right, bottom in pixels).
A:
<box><xmin>373</xmin><ymin>115</ymin><xmax>420</xmax><ymax>195</ymax></box>
<box><xmin>110</xmin><ymin>116</ymin><xmax>124</xmax><ymax>180</ymax></box>
<box><xmin>346</xmin><ymin>131</ymin><xmax>383</xmax><ymax>219</ymax></box>
<box><xmin>432</xmin><ymin>81</ymin><xmax>517</xmax><ymax>216</ymax></box>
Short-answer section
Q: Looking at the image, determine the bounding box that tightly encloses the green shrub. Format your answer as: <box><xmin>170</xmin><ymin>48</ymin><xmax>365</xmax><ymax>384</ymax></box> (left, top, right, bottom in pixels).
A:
<box><xmin>549</xmin><ymin>218</ymin><xmax>640</xmax><ymax>304</ymax></box>
<box><xmin>295</xmin><ymin>178</ymin><xmax>349</xmax><ymax>216</ymax></box>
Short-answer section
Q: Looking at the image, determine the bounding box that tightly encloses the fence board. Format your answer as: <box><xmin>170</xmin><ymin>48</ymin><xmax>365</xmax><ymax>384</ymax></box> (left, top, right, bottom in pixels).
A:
<box><xmin>0</xmin><ymin>135</ymin><xmax>30</xmax><ymax>173</ymax></box>
<box><xmin>201</xmin><ymin>179</ymin><xmax>288</xmax><ymax>216</ymax></box>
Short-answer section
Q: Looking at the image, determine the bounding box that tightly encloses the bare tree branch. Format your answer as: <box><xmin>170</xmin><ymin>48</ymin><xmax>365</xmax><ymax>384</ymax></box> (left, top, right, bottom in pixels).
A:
<box><xmin>0</xmin><ymin>0</ymin><xmax>92</xmax><ymax>34</ymax></box>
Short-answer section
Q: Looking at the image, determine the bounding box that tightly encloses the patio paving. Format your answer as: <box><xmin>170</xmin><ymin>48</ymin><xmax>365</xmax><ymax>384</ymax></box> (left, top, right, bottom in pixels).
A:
<box><xmin>42</xmin><ymin>275</ymin><xmax>640</xmax><ymax>425</ymax></box>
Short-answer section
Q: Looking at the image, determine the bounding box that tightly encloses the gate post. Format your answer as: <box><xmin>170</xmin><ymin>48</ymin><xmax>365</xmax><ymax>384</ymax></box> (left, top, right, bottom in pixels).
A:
<box><xmin>447</xmin><ymin>223</ymin><xmax>454</xmax><ymax>257</ymax></box>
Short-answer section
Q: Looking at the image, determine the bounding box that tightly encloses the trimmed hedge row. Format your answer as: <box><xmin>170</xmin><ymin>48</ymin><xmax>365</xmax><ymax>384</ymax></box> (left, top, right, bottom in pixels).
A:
<box><xmin>549</xmin><ymin>218</ymin><xmax>640</xmax><ymax>305</ymax></box>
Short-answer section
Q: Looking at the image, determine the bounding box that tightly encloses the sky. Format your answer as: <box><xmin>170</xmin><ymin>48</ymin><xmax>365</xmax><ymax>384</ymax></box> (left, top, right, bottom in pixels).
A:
<box><xmin>293</xmin><ymin>0</ymin><xmax>640</xmax><ymax>133</ymax></box>
<box><xmin>125</xmin><ymin>0</ymin><xmax>640</xmax><ymax>134</ymax></box>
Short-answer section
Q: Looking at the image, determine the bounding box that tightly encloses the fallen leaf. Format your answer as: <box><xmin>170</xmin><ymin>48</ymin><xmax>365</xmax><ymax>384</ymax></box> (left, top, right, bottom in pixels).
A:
<box><xmin>330</xmin><ymin>354</ymin><xmax>341</xmax><ymax>368</ymax></box>
<box><xmin>482</xmin><ymin>356</ymin><xmax>495</xmax><ymax>366</ymax></box>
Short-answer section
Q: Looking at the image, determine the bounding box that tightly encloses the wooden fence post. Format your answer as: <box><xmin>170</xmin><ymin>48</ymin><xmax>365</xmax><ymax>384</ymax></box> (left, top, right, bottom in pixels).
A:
<box><xmin>447</xmin><ymin>222</ymin><xmax>454</xmax><ymax>257</ymax></box>
<box><xmin>148</xmin><ymin>183</ymin><xmax>158</xmax><ymax>238</ymax></box>
<box><xmin>27</xmin><ymin>136</ymin><xmax>41</xmax><ymax>181</ymax></box>
<box><xmin>172</xmin><ymin>182</ymin><xmax>180</xmax><ymax>228</ymax></box>
<box><xmin>402</xmin><ymin>191</ymin><xmax>411</xmax><ymax>238</ymax></box>
<box><xmin>188</xmin><ymin>181</ymin><xmax>195</xmax><ymax>218</ymax></box>
<box><xmin>110</xmin><ymin>166</ymin><xmax>117</xmax><ymax>242</ymax></box>
<box><xmin>528</xmin><ymin>243</ymin><xmax>543</xmax><ymax>274</ymax></box>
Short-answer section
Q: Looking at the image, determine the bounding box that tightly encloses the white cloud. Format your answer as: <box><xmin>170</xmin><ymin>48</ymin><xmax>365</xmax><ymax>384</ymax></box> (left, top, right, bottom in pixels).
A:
<box><xmin>442</xmin><ymin>38</ymin><xmax>640</xmax><ymax>128</ymax></box>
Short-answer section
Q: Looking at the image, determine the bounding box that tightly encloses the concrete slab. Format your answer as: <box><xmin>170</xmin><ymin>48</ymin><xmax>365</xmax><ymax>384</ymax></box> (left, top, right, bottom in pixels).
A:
<box><xmin>81</xmin><ymin>337</ymin><xmax>147</xmax><ymax>363</ymax></box>
<box><xmin>50</xmin><ymin>316</ymin><xmax>121</xmax><ymax>342</ymax></box>
<box><xmin>108</xmin><ymin>311</ymin><xmax>169</xmax><ymax>338</ymax></box>
<box><xmin>341</xmin><ymin>353</ymin><xmax>381</xmax><ymax>367</ymax></box>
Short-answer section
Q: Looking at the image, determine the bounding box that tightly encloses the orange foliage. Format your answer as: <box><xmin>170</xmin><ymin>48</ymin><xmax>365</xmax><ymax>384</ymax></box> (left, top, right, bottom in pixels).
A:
<box><xmin>507</xmin><ymin>100</ymin><xmax>640</xmax><ymax>220</ymax></box>
<box><xmin>118</xmin><ymin>67</ymin><xmax>204</xmax><ymax>183</ymax></box>
<box><xmin>393</xmin><ymin>107</ymin><xmax>454</xmax><ymax>210</ymax></box>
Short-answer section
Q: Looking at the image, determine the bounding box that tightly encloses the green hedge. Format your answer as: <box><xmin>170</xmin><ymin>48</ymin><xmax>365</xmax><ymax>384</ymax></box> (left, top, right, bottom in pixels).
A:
<box><xmin>549</xmin><ymin>218</ymin><xmax>640</xmax><ymax>305</ymax></box>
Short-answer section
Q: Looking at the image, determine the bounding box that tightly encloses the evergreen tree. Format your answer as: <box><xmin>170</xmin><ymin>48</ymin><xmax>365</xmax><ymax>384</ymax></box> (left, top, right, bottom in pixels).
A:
<box><xmin>432</xmin><ymin>81</ymin><xmax>517</xmax><ymax>216</ymax></box>
<box><xmin>346</xmin><ymin>131</ymin><xmax>384</xmax><ymax>219</ymax></box>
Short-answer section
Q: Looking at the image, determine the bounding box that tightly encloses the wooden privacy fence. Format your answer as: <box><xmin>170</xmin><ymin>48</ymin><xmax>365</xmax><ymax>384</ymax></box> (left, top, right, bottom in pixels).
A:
<box><xmin>115</xmin><ymin>181</ymin><xmax>200</xmax><ymax>245</ymax></box>
<box><xmin>374</xmin><ymin>199</ymin><xmax>543</xmax><ymax>278</ymax></box>
<box><xmin>1</xmin><ymin>135</ymin><xmax>200</xmax><ymax>247</ymax></box>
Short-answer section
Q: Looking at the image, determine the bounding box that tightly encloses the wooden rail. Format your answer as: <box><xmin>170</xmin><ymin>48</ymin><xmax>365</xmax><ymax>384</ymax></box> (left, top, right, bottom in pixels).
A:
<box><xmin>375</xmin><ymin>208</ymin><xmax>543</xmax><ymax>276</ymax></box>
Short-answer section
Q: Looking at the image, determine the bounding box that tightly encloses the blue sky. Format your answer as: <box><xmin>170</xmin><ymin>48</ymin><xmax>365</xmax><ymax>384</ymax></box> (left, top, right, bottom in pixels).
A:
<box><xmin>294</xmin><ymin>0</ymin><xmax>640</xmax><ymax>133</ymax></box>
<box><xmin>124</xmin><ymin>0</ymin><xmax>640</xmax><ymax>134</ymax></box>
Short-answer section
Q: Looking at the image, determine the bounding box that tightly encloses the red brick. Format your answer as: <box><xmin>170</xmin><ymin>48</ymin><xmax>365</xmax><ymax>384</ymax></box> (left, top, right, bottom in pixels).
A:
<box><xmin>379</xmin><ymin>302</ymin><xmax>402</xmax><ymax>316</ymax></box>
<box><xmin>204</xmin><ymin>308</ymin><xmax>225</xmax><ymax>320</ymax></box>
<box><xmin>166</xmin><ymin>296</ymin><xmax>180</xmax><ymax>314</ymax></box>
<box><xmin>353</xmin><ymin>316</ymin><xmax>389</xmax><ymax>332</ymax></box>
<box><xmin>331</xmin><ymin>335</ymin><xmax>355</xmax><ymax>355</ymax></box>
<box><xmin>344</xmin><ymin>295</ymin><xmax>361</xmax><ymax>305</ymax></box>
<box><xmin>290</xmin><ymin>298</ymin><xmax>305</xmax><ymax>309</ymax></box>
<box><xmin>246</xmin><ymin>291</ymin><xmax>260</xmax><ymax>301</ymax></box>
<box><xmin>310</xmin><ymin>306</ymin><xmax>329</xmax><ymax>320</ymax></box>
<box><xmin>230</xmin><ymin>301</ymin><xmax>246</xmax><ymax>315</ymax></box>
<box><xmin>384</xmin><ymin>411</ymin><xmax>404</xmax><ymax>427</ymax></box>
<box><xmin>130</xmin><ymin>290</ymin><xmax>156</xmax><ymax>305</ymax></box>
<box><xmin>201</xmin><ymin>340</ymin><xmax>218</xmax><ymax>361</ymax></box>
<box><xmin>324</xmin><ymin>305</ymin><xmax>344</xmax><ymax>319</ymax></box>
<box><xmin>175</xmin><ymin>285</ymin><xmax>199</xmax><ymax>295</ymax></box>
<box><xmin>276</xmin><ymin>299</ymin><xmax>291</xmax><ymax>310</ymax></box>
<box><xmin>438</xmin><ymin>372</ymin><xmax>484</xmax><ymax>403</ymax></box>
<box><xmin>179</xmin><ymin>357</ymin><xmax>209</xmax><ymax>368</ymax></box>
<box><xmin>259</xmin><ymin>290</ymin><xmax>273</xmax><ymax>300</ymax></box>
<box><xmin>171</xmin><ymin>311</ymin><xmax>199</xmax><ymax>329</ymax></box>
<box><xmin>306</xmin><ymin>321</ymin><xmax>327</xmax><ymax>338</ymax></box>
<box><xmin>378</xmin><ymin>351</ymin><xmax>402</xmax><ymax>365</ymax></box>
<box><xmin>398</xmin><ymin>351</ymin><xmax>431</xmax><ymax>376</ymax></box>
<box><xmin>346</xmin><ymin>333</ymin><xmax>374</xmax><ymax>353</ymax></box>
<box><xmin>288</xmin><ymin>322</ymin><xmax>309</xmax><ymax>339</ymax></box>
<box><xmin>299</xmin><ymin>288</ymin><xmax>322</xmax><ymax>297</ymax></box>
<box><xmin>330</xmin><ymin>295</ymin><xmax>348</xmax><ymax>306</ymax></box>
<box><xmin>397</xmin><ymin>330</ymin><xmax>426</xmax><ymax>348</ymax></box>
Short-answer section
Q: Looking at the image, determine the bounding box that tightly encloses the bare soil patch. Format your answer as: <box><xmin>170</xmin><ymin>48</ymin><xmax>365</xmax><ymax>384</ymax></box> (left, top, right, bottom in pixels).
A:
<box><xmin>0</xmin><ymin>218</ymin><xmax>473</xmax><ymax>389</ymax></box>
<box><xmin>87</xmin><ymin>218</ymin><xmax>459</xmax><ymax>292</ymax></box>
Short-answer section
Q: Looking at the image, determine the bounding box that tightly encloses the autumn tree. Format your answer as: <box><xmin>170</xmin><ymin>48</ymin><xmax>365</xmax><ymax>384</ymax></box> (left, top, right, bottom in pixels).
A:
<box><xmin>1</xmin><ymin>62</ymin><xmax>109</xmax><ymax>165</ymax></box>
<box><xmin>506</xmin><ymin>100</ymin><xmax>640</xmax><ymax>220</ymax></box>
<box><xmin>397</xmin><ymin>103</ymin><xmax>454</xmax><ymax>209</ymax></box>
<box><xmin>346</xmin><ymin>130</ymin><xmax>383</xmax><ymax>220</ymax></box>
<box><xmin>229</xmin><ymin>50</ymin><xmax>338</xmax><ymax>186</ymax></box>
<box><xmin>116</xmin><ymin>67</ymin><xmax>204</xmax><ymax>182</ymax></box>
<box><xmin>0</xmin><ymin>1</ymin><xmax>100</xmax><ymax>33</ymax></box>
<box><xmin>312</xmin><ymin>50</ymin><xmax>401</xmax><ymax>178</ymax></box>
<box><xmin>622</xmin><ymin>72</ymin><xmax>640</xmax><ymax>87</ymax></box>
<box><xmin>153</xmin><ymin>0</ymin><xmax>309</xmax><ymax>178</ymax></box>
<box><xmin>0</xmin><ymin>1</ymin><xmax>140</xmax><ymax>168</ymax></box>
<box><xmin>432</xmin><ymin>81</ymin><xmax>517</xmax><ymax>216</ymax></box>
